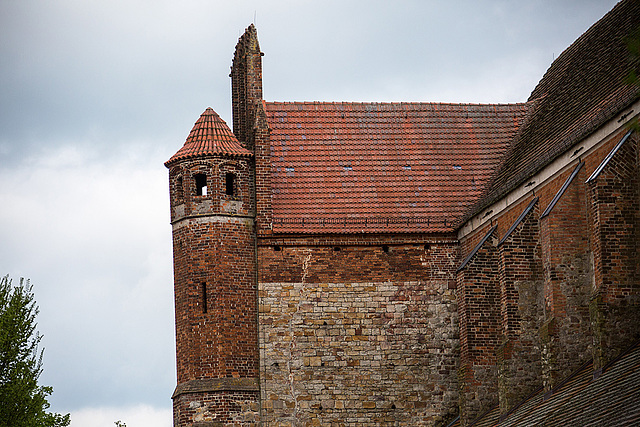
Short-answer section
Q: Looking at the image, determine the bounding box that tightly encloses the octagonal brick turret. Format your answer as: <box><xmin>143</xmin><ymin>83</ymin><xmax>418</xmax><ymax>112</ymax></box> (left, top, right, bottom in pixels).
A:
<box><xmin>166</xmin><ymin>106</ymin><xmax>259</xmax><ymax>426</ymax></box>
<box><xmin>166</xmin><ymin>107</ymin><xmax>255</xmax><ymax>222</ymax></box>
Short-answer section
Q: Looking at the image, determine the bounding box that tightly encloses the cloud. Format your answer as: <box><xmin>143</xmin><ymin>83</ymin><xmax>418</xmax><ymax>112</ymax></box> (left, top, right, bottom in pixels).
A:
<box><xmin>0</xmin><ymin>142</ymin><xmax>175</xmax><ymax>411</ymax></box>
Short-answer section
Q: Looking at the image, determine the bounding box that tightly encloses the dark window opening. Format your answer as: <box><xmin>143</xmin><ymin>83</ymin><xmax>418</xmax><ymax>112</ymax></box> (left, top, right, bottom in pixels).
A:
<box><xmin>202</xmin><ymin>282</ymin><xmax>207</xmax><ymax>314</ymax></box>
<box><xmin>225</xmin><ymin>173</ymin><xmax>235</xmax><ymax>196</ymax></box>
<box><xmin>382</xmin><ymin>245</ymin><xmax>390</xmax><ymax>253</ymax></box>
<box><xmin>333</xmin><ymin>246</ymin><xmax>341</xmax><ymax>252</ymax></box>
<box><xmin>194</xmin><ymin>173</ymin><xmax>207</xmax><ymax>196</ymax></box>
<box><xmin>273</xmin><ymin>245</ymin><xmax>281</xmax><ymax>252</ymax></box>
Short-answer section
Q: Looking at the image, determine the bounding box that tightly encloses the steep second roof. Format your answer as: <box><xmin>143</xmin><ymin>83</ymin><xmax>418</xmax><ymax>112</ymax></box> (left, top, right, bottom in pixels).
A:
<box><xmin>165</xmin><ymin>107</ymin><xmax>252</xmax><ymax>167</ymax></box>
<box><xmin>264</xmin><ymin>101</ymin><xmax>530</xmax><ymax>233</ymax></box>
<box><xmin>462</xmin><ymin>0</ymin><xmax>640</xmax><ymax>224</ymax></box>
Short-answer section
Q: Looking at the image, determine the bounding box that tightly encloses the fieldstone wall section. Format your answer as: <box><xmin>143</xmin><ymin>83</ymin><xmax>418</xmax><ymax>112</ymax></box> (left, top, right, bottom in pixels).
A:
<box><xmin>173</xmin><ymin>390</ymin><xmax>260</xmax><ymax>427</ymax></box>
<box><xmin>258</xmin><ymin>241</ymin><xmax>460</xmax><ymax>426</ymax></box>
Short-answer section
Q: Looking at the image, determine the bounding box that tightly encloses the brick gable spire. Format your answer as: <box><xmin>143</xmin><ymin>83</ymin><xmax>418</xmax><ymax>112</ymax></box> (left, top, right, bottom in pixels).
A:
<box><xmin>230</xmin><ymin>24</ymin><xmax>263</xmax><ymax>150</ymax></box>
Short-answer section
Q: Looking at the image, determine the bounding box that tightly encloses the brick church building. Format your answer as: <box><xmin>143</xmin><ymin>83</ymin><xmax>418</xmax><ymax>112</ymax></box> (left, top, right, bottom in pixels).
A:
<box><xmin>165</xmin><ymin>1</ymin><xmax>640</xmax><ymax>425</ymax></box>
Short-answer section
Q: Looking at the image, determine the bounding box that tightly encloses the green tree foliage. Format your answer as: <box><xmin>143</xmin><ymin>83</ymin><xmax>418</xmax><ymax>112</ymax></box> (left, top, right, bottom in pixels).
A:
<box><xmin>0</xmin><ymin>275</ymin><xmax>70</xmax><ymax>427</ymax></box>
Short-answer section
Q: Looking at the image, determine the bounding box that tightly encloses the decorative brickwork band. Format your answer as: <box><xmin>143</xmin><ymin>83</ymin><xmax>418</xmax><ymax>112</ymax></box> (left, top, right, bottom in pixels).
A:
<box><xmin>172</xmin><ymin>378</ymin><xmax>260</xmax><ymax>398</ymax></box>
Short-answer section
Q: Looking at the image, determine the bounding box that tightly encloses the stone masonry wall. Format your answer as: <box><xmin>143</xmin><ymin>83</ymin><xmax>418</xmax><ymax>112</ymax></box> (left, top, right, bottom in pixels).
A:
<box><xmin>257</xmin><ymin>238</ymin><xmax>460</xmax><ymax>426</ymax></box>
<box><xmin>173</xmin><ymin>390</ymin><xmax>260</xmax><ymax>426</ymax></box>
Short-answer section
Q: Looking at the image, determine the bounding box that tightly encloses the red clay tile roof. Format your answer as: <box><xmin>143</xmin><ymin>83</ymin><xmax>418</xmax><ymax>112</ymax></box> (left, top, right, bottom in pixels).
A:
<box><xmin>461</xmin><ymin>0</ymin><xmax>640</xmax><ymax>224</ymax></box>
<box><xmin>166</xmin><ymin>107</ymin><xmax>252</xmax><ymax>167</ymax></box>
<box><xmin>264</xmin><ymin>102</ymin><xmax>530</xmax><ymax>233</ymax></box>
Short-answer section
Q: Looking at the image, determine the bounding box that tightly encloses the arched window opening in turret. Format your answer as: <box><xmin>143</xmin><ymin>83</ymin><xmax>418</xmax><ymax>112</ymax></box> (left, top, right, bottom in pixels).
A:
<box><xmin>225</xmin><ymin>172</ymin><xmax>236</xmax><ymax>196</ymax></box>
<box><xmin>194</xmin><ymin>173</ymin><xmax>207</xmax><ymax>196</ymax></box>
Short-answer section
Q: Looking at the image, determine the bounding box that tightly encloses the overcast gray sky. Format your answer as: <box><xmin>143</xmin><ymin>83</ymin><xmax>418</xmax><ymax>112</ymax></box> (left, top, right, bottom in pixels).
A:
<box><xmin>0</xmin><ymin>1</ymin><xmax>620</xmax><ymax>425</ymax></box>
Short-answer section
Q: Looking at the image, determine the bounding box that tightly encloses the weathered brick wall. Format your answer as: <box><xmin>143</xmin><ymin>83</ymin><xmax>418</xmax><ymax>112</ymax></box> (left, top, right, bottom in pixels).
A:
<box><xmin>168</xmin><ymin>158</ymin><xmax>255</xmax><ymax>222</ymax></box>
<box><xmin>538</xmin><ymin>164</ymin><xmax>593</xmax><ymax>391</ymax></box>
<box><xmin>588</xmin><ymin>132</ymin><xmax>640</xmax><ymax>370</ymax></box>
<box><xmin>257</xmin><ymin>237</ymin><xmax>460</xmax><ymax>426</ymax></box>
<box><xmin>456</xmin><ymin>227</ymin><xmax>500</xmax><ymax>425</ymax></box>
<box><xmin>170</xmin><ymin>155</ymin><xmax>260</xmax><ymax>426</ymax></box>
<box><xmin>173</xmin><ymin>217</ymin><xmax>258</xmax><ymax>382</ymax></box>
<box><xmin>454</xmin><ymin>129</ymin><xmax>639</xmax><ymax>424</ymax></box>
<box><xmin>497</xmin><ymin>200</ymin><xmax>544</xmax><ymax>412</ymax></box>
<box><xmin>231</xmin><ymin>24</ymin><xmax>263</xmax><ymax>149</ymax></box>
<box><xmin>253</xmin><ymin>103</ymin><xmax>273</xmax><ymax>237</ymax></box>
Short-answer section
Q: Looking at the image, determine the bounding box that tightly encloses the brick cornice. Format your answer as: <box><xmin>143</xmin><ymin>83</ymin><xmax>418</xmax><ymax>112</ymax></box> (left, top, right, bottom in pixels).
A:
<box><xmin>172</xmin><ymin>377</ymin><xmax>259</xmax><ymax>399</ymax></box>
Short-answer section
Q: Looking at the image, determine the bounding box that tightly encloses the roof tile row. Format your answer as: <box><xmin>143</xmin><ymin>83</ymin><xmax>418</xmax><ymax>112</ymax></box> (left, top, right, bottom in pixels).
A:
<box><xmin>265</xmin><ymin>102</ymin><xmax>529</xmax><ymax>233</ymax></box>
<box><xmin>165</xmin><ymin>107</ymin><xmax>252</xmax><ymax>167</ymax></box>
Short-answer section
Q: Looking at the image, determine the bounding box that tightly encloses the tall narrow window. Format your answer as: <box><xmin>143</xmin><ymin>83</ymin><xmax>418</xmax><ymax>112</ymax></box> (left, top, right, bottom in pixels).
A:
<box><xmin>201</xmin><ymin>282</ymin><xmax>207</xmax><ymax>314</ymax></box>
<box><xmin>194</xmin><ymin>173</ymin><xmax>207</xmax><ymax>196</ymax></box>
<box><xmin>225</xmin><ymin>173</ymin><xmax>235</xmax><ymax>196</ymax></box>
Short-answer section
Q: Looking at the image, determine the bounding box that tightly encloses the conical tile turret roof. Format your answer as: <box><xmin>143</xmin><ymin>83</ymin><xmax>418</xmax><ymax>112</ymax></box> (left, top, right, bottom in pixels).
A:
<box><xmin>165</xmin><ymin>107</ymin><xmax>252</xmax><ymax>167</ymax></box>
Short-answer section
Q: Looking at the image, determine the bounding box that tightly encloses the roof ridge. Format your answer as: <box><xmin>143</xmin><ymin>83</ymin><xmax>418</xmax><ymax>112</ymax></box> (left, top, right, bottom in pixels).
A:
<box><xmin>265</xmin><ymin>100</ymin><xmax>529</xmax><ymax>108</ymax></box>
